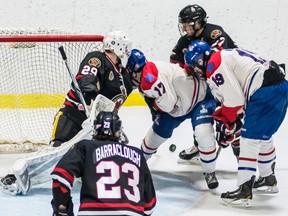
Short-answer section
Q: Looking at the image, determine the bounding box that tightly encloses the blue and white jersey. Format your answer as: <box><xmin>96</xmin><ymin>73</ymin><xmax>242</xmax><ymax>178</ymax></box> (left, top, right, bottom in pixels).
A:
<box><xmin>206</xmin><ymin>48</ymin><xmax>269</xmax><ymax>123</ymax></box>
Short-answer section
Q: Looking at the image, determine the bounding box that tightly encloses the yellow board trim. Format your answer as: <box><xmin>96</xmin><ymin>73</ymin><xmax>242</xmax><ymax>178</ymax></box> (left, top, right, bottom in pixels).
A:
<box><xmin>51</xmin><ymin>111</ymin><xmax>63</xmax><ymax>140</ymax></box>
<box><xmin>0</xmin><ymin>92</ymin><xmax>146</xmax><ymax>108</ymax></box>
<box><xmin>123</xmin><ymin>92</ymin><xmax>146</xmax><ymax>106</ymax></box>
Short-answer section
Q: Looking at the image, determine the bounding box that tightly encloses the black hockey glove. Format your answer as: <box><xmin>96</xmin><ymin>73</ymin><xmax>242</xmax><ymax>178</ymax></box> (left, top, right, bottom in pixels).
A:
<box><xmin>78</xmin><ymin>75</ymin><xmax>99</xmax><ymax>93</ymax></box>
<box><xmin>215</xmin><ymin>117</ymin><xmax>242</xmax><ymax>149</ymax></box>
<box><xmin>51</xmin><ymin>199</ymin><xmax>74</xmax><ymax>216</ymax></box>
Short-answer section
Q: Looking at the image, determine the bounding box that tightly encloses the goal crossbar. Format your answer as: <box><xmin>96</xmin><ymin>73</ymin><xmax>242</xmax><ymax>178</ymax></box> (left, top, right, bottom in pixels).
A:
<box><xmin>0</xmin><ymin>29</ymin><xmax>104</xmax><ymax>152</ymax></box>
<box><xmin>0</xmin><ymin>35</ymin><xmax>104</xmax><ymax>42</ymax></box>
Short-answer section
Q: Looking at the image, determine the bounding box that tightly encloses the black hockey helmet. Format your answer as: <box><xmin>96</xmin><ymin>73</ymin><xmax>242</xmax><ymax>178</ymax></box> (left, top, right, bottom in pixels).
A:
<box><xmin>93</xmin><ymin>111</ymin><xmax>122</xmax><ymax>141</ymax></box>
<box><xmin>178</xmin><ymin>4</ymin><xmax>208</xmax><ymax>26</ymax></box>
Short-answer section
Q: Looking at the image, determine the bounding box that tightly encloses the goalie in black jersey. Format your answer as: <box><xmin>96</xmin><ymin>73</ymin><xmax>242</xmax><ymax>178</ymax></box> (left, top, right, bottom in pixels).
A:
<box><xmin>50</xmin><ymin>30</ymin><xmax>133</xmax><ymax>147</ymax></box>
<box><xmin>0</xmin><ymin>30</ymin><xmax>134</xmax><ymax>196</ymax></box>
<box><xmin>51</xmin><ymin>111</ymin><xmax>156</xmax><ymax>216</ymax></box>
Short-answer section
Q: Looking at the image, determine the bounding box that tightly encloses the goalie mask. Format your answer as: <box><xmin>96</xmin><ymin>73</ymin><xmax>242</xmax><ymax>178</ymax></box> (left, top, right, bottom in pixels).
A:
<box><xmin>184</xmin><ymin>40</ymin><xmax>212</xmax><ymax>79</ymax></box>
<box><xmin>126</xmin><ymin>49</ymin><xmax>147</xmax><ymax>87</ymax></box>
<box><xmin>103</xmin><ymin>30</ymin><xmax>132</xmax><ymax>66</ymax></box>
<box><xmin>93</xmin><ymin>111</ymin><xmax>122</xmax><ymax>141</ymax></box>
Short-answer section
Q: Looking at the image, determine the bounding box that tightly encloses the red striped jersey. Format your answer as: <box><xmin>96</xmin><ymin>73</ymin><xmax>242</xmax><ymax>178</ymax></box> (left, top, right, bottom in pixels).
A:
<box><xmin>51</xmin><ymin>139</ymin><xmax>156</xmax><ymax>216</ymax></box>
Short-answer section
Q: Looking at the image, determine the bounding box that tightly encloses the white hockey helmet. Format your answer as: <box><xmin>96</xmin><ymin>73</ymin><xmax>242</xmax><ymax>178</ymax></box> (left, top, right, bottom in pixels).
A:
<box><xmin>103</xmin><ymin>30</ymin><xmax>132</xmax><ymax>66</ymax></box>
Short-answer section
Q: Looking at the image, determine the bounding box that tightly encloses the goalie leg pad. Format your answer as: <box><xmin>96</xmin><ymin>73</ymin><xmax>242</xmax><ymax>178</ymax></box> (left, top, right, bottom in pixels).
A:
<box><xmin>0</xmin><ymin>158</ymin><xmax>30</xmax><ymax>196</ymax></box>
<box><xmin>12</xmin><ymin>158</ymin><xmax>31</xmax><ymax>195</ymax></box>
<box><xmin>51</xmin><ymin>109</ymin><xmax>85</xmax><ymax>147</ymax></box>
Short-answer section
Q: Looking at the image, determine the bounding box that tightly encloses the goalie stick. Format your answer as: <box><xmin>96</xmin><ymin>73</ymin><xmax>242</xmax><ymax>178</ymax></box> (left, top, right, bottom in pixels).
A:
<box><xmin>58</xmin><ymin>46</ymin><xmax>90</xmax><ymax>117</ymax></box>
<box><xmin>0</xmin><ymin>95</ymin><xmax>116</xmax><ymax>196</ymax></box>
<box><xmin>0</xmin><ymin>48</ymin><xmax>117</xmax><ymax>195</ymax></box>
<box><xmin>21</xmin><ymin>47</ymin><xmax>116</xmax><ymax>182</ymax></box>
<box><xmin>59</xmin><ymin>45</ymin><xmax>129</xmax><ymax>144</ymax></box>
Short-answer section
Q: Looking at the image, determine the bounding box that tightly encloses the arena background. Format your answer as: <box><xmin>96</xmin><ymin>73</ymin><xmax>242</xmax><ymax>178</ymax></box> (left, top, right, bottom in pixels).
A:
<box><xmin>0</xmin><ymin>0</ymin><xmax>287</xmax><ymax>107</ymax></box>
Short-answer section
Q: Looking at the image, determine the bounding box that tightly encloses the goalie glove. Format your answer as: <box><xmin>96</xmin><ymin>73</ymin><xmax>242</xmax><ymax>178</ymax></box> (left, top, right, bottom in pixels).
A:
<box><xmin>0</xmin><ymin>174</ymin><xmax>20</xmax><ymax>196</ymax></box>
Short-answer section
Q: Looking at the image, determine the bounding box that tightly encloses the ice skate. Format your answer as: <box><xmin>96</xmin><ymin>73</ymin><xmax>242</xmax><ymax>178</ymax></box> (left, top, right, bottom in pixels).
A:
<box><xmin>254</xmin><ymin>162</ymin><xmax>278</xmax><ymax>193</ymax></box>
<box><xmin>178</xmin><ymin>145</ymin><xmax>200</xmax><ymax>165</ymax></box>
<box><xmin>221</xmin><ymin>175</ymin><xmax>255</xmax><ymax>208</ymax></box>
<box><xmin>204</xmin><ymin>172</ymin><xmax>219</xmax><ymax>189</ymax></box>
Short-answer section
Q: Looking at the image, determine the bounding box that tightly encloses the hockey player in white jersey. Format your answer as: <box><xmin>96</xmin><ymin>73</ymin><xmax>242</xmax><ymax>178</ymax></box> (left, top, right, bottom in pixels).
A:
<box><xmin>126</xmin><ymin>49</ymin><xmax>219</xmax><ymax>190</ymax></box>
<box><xmin>185</xmin><ymin>40</ymin><xmax>288</xmax><ymax>207</ymax></box>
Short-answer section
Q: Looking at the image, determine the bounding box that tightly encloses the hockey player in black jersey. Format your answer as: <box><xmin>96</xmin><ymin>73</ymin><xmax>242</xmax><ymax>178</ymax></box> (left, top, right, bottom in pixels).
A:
<box><xmin>143</xmin><ymin>4</ymin><xmax>236</xmax><ymax>123</ymax></box>
<box><xmin>51</xmin><ymin>30</ymin><xmax>133</xmax><ymax>147</ymax></box>
<box><xmin>0</xmin><ymin>30</ymin><xmax>134</xmax><ymax>197</ymax></box>
<box><xmin>169</xmin><ymin>4</ymin><xmax>239</xmax><ymax>162</ymax></box>
<box><xmin>51</xmin><ymin>111</ymin><xmax>156</xmax><ymax>216</ymax></box>
<box><xmin>170</xmin><ymin>4</ymin><xmax>237</xmax><ymax>68</ymax></box>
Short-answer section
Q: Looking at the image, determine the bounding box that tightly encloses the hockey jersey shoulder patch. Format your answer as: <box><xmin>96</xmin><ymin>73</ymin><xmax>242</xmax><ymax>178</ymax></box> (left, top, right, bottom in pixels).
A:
<box><xmin>210</xmin><ymin>29</ymin><xmax>222</xmax><ymax>39</ymax></box>
<box><xmin>88</xmin><ymin>57</ymin><xmax>101</xmax><ymax>68</ymax></box>
<box><xmin>141</xmin><ymin>62</ymin><xmax>158</xmax><ymax>91</ymax></box>
<box><xmin>207</xmin><ymin>51</ymin><xmax>222</xmax><ymax>78</ymax></box>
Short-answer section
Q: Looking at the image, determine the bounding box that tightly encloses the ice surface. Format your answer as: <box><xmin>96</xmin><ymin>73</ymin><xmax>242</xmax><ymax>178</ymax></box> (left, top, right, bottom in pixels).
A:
<box><xmin>0</xmin><ymin>106</ymin><xmax>287</xmax><ymax>216</ymax></box>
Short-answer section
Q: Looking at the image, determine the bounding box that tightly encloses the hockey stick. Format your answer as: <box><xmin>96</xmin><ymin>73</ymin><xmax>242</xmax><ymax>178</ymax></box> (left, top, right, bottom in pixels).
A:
<box><xmin>216</xmin><ymin>146</ymin><xmax>222</xmax><ymax>159</ymax></box>
<box><xmin>1</xmin><ymin>49</ymin><xmax>117</xmax><ymax>195</ymax></box>
<box><xmin>58</xmin><ymin>46</ymin><xmax>116</xmax><ymax>121</ymax></box>
<box><xmin>58</xmin><ymin>46</ymin><xmax>90</xmax><ymax>117</ymax></box>
<box><xmin>58</xmin><ymin>46</ymin><xmax>127</xmax><ymax>143</ymax></box>
<box><xmin>6</xmin><ymin>96</ymin><xmax>116</xmax><ymax>195</ymax></box>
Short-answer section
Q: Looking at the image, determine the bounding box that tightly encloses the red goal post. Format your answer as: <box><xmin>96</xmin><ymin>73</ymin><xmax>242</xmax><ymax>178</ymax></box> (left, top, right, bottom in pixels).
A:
<box><xmin>0</xmin><ymin>28</ymin><xmax>104</xmax><ymax>152</ymax></box>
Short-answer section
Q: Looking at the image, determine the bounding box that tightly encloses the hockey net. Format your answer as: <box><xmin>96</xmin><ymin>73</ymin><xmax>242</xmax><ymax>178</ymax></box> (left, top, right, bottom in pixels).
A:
<box><xmin>0</xmin><ymin>28</ymin><xmax>104</xmax><ymax>153</ymax></box>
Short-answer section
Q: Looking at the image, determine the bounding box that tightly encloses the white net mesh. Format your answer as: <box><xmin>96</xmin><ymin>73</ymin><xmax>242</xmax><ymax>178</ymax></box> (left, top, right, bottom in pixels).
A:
<box><xmin>0</xmin><ymin>28</ymin><xmax>103</xmax><ymax>152</ymax></box>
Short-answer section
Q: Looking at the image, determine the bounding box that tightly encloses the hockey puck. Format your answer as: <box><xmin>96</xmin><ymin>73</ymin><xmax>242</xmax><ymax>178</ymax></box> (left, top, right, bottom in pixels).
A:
<box><xmin>169</xmin><ymin>144</ymin><xmax>176</xmax><ymax>152</ymax></box>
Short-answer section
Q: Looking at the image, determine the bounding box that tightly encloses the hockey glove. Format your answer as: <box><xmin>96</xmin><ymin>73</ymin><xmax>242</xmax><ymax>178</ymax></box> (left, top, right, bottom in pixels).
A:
<box><xmin>231</xmin><ymin>141</ymin><xmax>240</xmax><ymax>157</ymax></box>
<box><xmin>215</xmin><ymin>117</ymin><xmax>242</xmax><ymax>149</ymax></box>
<box><xmin>78</xmin><ymin>75</ymin><xmax>99</xmax><ymax>93</ymax></box>
<box><xmin>51</xmin><ymin>199</ymin><xmax>74</xmax><ymax>216</ymax></box>
<box><xmin>215</xmin><ymin>120</ymin><xmax>229</xmax><ymax>148</ymax></box>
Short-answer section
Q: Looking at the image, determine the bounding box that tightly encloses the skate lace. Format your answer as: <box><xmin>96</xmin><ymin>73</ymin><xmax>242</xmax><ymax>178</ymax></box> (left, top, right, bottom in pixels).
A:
<box><xmin>254</xmin><ymin>176</ymin><xmax>265</xmax><ymax>187</ymax></box>
<box><xmin>204</xmin><ymin>173</ymin><xmax>216</xmax><ymax>184</ymax></box>
<box><xmin>186</xmin><ymin>146</ymin><xmax>197</xmax><ymax>154</ymax></box>
<box><xmin>254</xmin><ymin>175</ymin><xmax>276</xmax><ymax>187</ymax></box>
